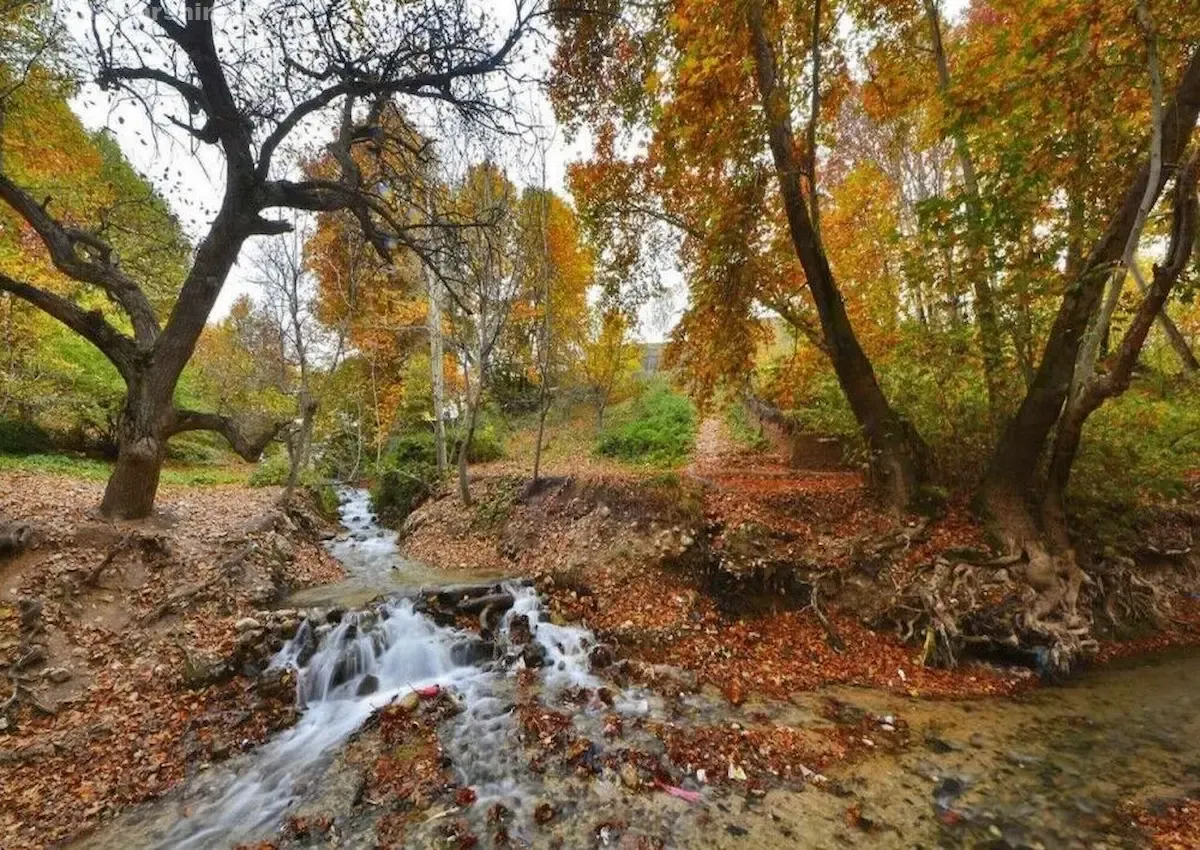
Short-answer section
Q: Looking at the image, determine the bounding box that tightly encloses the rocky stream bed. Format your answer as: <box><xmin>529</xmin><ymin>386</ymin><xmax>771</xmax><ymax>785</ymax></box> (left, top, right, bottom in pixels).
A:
<box><xmin>70</xmin><ymin>490</ymin><xmax>1200</xmax><ymax>849</ymax></box>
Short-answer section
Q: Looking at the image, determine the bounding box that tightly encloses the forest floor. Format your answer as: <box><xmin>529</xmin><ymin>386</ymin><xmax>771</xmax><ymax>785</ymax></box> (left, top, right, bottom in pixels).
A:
<box><xmin>0</xmin><ymin>472</ymin><xmax>344</xmax><ymax>849</ymax></box>
<box><xmin>2</xmin><ymin>417</ymin><xmax>1199</xmax><ymax>848</ymax></box>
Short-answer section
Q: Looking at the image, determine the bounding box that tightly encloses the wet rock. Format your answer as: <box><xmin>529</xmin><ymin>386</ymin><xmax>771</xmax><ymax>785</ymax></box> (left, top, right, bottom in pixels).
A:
<box><xmin>235</xmin><ymin>617</ymin><xmax>262</xmax><ymax>633</ymax></box>
<box><xmin>619</xmin><ymin>762</ymin><xmax>641</xmax><ymax>790</ymax></box>
<box><xmin>588</xmin><ymin>643</ymin><xmax>616</xmax><ymax>671</ymax></box>
<box><xmin>398</xmin><ymin>691</ymin><xmax>420</xmax><ymax>712</ymax></box>
<box><xmin>182</xmin><ymin>652</ymin><xmax>230</xmax><ymax>689</ymax></box>
<box><xmin>452</xmin><ymin>639</ymin><xmax>496</xmax><ymax>666</ymax></box>
<box><xmin>521</xmin><ymin>642</ymin><xmax>548</xmax><ymax>669</ymax></box>
<box><xmin>508</xmin><ymin>614</ymin><xmax>532</xmax><ymax>645</ymax></box>
<box><xmin>356</xmin><ymin>674</ymin><xmax>380</xmax><ymax>697</ymax></box>
<box><xmin>326</xmin><ymin>608</ymin><xmax>346</xmax><ymax>624</ymax></box>
<box><xmin>457</xmin><ymin>592</ymin><xmax>515</xmax><ymax>615</ymax></box>
<box><xmin>256</xmin><ymin>667</ymin><xmax>294</xmax><ymax>699</ymax></box>
<box><xmin>933</xmin><ymin>776</ymin><xmax>967</xmax><ymax>807</ymax></box>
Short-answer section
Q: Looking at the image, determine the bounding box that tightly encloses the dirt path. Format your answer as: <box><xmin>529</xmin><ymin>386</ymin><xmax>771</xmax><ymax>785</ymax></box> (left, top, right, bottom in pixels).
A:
<box><xmin>687</xmin><ymin>416</ymin><xmax>881</xmax><ymax>543</ymax></box>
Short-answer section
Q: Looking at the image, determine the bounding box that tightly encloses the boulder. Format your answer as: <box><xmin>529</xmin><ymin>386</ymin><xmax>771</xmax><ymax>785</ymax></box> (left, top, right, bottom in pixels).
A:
<box><xmin>235</xmin><ymin>617</ymin><xmax>263</xmax><ymax>633</ymax></box>
<box><xmin>451</xmin><ymin>639</ymin><xmax>496</xmax><ymax>667</ymax></box>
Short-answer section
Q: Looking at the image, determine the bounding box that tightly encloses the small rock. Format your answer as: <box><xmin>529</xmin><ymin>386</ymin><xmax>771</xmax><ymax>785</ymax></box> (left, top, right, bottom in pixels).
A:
<box><xmin>356</xmin><ymin>674</ymin><xmax>380</xmax><ymax>697</ymax></box>
<box><xmin>521</xmin><ymin>642</ymin><xmax>548</xmax><ymax>669</ymax></box>
<box><xmin>588</xmin><ymin>644</ymin><xmax>616</xmax><ymax>671</ymax></box>
<box><xmin>398</xmin><ymin>691</ymin><xmax>421</xmax><ymax>712</ymax></box>
<box><xmin>44</xmin><ymin>667</ymin><xmax>71</xmax><ymax>684</ymax></box>
<box><xmin>619</xmin><ymin>762</ymin><xmax>641</xmax><ymax>789</ymax></box>
<box><xmin>235</xmin><ymin>617</ymin><xmax>262</xmax><ymax>633</ymax></box>
<box><xmin>726</xmin><ymin>825</ymin><xmax>748</xmax><ymax>837</ymax></box>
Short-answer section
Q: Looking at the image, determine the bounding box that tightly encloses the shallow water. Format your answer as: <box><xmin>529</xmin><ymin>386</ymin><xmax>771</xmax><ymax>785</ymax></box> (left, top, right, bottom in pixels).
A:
<box><xmin>75</xmin><ymin>490</ymin><xmax>1200</xmax><ymax>849</ymax></box>
<box><xmin>284</xmin><ymin>487</ymin><xmax>512</xmax><ymax>608</ymax></box>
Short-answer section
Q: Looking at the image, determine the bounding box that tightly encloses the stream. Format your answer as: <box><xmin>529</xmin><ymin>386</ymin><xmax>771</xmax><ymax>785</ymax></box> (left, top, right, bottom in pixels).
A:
<box><xmin>75</xmin><ymin>490</ymin><xmax>1200</xmax><ymax>849</ymax></box>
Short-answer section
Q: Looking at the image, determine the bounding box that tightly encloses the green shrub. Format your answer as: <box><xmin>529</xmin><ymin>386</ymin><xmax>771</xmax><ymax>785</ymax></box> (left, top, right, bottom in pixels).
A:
<box><xmin>0</xmin><ymin>417</ymin><xmax>53</xmax><ymax>455</ymax></box>
<box><xmin>596</xmin><ymin>383</ymin><xmax>696</xmax><ymax>467</ymax></box>
<box><xmin>249</xmin><ymin>450</ymin><xmax>291</xmax><ymax>487</ymax></box>
<box><xmin>372</xmin><ymin>427</ymin><xmax>444</xmax><ymax>525</ymax></box>
<box><xmin>372</xmin><ymin>462</ymin><xmax>438</xmax><ymax>524</ymax></box>
<box><xmin>461</xmin><ymin>416</ymin><xmax>506</xmax><ymax>463</ymax></box>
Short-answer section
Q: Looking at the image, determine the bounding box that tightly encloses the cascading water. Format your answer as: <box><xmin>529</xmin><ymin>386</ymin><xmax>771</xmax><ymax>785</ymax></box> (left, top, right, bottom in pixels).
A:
<box><xmin>149</xmin><ymin>491</ymin><xmax>620</xmax><ymax>849</ymax></box>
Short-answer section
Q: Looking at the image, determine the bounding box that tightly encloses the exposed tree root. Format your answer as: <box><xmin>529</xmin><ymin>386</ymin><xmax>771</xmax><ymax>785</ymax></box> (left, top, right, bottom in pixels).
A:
<box><xmin>876</xmin><ymin>550</ymin><xmax>1199</xmax><ymax>677</ymax></box>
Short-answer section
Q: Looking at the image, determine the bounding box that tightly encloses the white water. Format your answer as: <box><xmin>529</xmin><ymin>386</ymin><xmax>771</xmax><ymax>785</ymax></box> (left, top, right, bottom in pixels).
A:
<box><xmin>154</xmin><ymin>490</ymin><xmax>613</xmax><ymax>850</ymax></box>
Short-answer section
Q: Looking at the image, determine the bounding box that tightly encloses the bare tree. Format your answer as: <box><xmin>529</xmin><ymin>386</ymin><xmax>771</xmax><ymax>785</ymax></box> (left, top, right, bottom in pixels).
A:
<box><xmin>251</xmin><ymin>225</ymin><xmax>322</xmax><ymax>506</ymax></box>
<box><xmin>0</xmin><ymin>0</ymin><xmax>540</xmax><ymax>518</ymax></box>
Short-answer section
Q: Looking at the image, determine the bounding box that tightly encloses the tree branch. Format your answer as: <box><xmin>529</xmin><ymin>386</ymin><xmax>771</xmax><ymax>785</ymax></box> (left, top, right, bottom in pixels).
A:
<box><xmin>167</xmin><ymin>409</ymin><xmax>285</xmax><ymax>462</ymax></box>
<box><xmin>0</xmin><ymin>174</ymin><xmax>160</xmax><ymax>344</ymax></box>
<box><xmin>0</xmin><ymin>271</ymin><xmax>137</xmax><ymax>379</ymax></box>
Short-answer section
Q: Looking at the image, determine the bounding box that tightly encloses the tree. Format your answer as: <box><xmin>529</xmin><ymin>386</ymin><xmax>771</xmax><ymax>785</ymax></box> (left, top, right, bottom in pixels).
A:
<box><xmin>447</xmin><ymin>162</ymin><xmax>521</xmax><ymax>504</ymax></box>
<box><xmin>582</xmin><ymin>307</ymin><xmax>641</xmax><ymax>428</ymax></box>
<box><xmin>0</xmin><ymin>0</ymin><xmax>538</xmax><ymax>518</ymax></box>
<box><xmin>252</xmin><ymin>227</ymin><xmax>325</xmax><ymax>506</ymax></box>
<box><xmin>554</xmin><ymin>0</ymin><xmax>929</xmax><ymax>508</ymax></box>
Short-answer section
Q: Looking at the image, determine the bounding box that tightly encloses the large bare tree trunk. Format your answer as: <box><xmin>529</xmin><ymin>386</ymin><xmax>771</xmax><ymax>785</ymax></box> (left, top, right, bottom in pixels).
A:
<box><xmin>99</xmin><ymin>382</ymin><xmax>169</xmax><ymax>520</ymax></box>
<box><xmin>427</xmin><ymin>265</ymin><xmax>448</xmax><ymax>475</ymax></box>
<box><xmin>747</xmin><ymin>0</ymin><xmax>927</xmax><ymax>509</ymax></box>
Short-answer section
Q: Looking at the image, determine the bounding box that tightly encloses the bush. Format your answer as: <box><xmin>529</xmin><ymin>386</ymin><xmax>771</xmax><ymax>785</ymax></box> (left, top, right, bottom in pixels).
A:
<box><xmin>372</xmin><ymin>427</ymin><xmax>443</xmax><ymax>525</ymax></box>
<box><xmin>596</xmin><ymin>383</ymin><xmax>696</xmax><ymax>467</ymax></box>
<box><xmin>0</xmin><ymin>417</ymin><xmax>53</xmax><ymax>455</ymax></box>
<box><xmin>249</xmin><ymin>450</ymin><xmax>291</xmax><ymax>487</ymax></box>
<box><xmin>372</xmin><ymin>462</ymin><xmax>438</xmax><ymax>524</ymax></box>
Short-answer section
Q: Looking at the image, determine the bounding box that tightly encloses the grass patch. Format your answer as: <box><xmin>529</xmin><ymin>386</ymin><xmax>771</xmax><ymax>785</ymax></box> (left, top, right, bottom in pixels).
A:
<box><xmin>0</xmin><ymin>453</ymin><xmax>250</xmax><ymax>486</ymax></box>
<box><xmin>595</xmin><ymin>382</ymin><xmax>697</xmax><ymax>468</ymax></box>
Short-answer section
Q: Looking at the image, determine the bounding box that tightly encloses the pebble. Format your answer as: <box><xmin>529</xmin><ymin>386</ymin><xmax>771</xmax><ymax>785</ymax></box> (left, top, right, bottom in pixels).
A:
<box><xmin>234</xmin><ymin>617</ymin><xmax>262</xmax><ymax>633</ymax></box>
<box><xmin>44</xmin><ymin>667</ymin><xmax>72</xmax><ymax>684</ymax></box>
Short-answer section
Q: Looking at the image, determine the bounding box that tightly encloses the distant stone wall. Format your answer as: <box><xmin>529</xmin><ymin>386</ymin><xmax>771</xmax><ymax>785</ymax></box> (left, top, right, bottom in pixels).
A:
<box><xmin>745</xmin><ymin>396</ymin><xmax>847</xmax><ymax>471</ymax></box>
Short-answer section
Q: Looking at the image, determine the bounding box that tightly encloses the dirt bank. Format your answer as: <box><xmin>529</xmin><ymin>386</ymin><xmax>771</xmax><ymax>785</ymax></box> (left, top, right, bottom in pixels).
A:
<box><xmin>0</xmin><ymin>472</ymin><xmax>345</xmax><ymax>849</ymax></box>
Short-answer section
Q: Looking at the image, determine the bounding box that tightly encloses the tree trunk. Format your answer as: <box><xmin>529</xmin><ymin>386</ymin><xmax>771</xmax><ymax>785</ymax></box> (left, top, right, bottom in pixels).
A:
<box><xmin>427</xmin><ymin>265</ymin><xmax>448</xmax><ymax>474</ymax></box>
<box><xmin>457</xmin><ymin>389</ymin><xmax>480</xmax><ymax>506</ymax></box>
<box><xmin>282</xmin><ymin>391</ymin><xmax>317</xmax><ymax>506</ymax></box>
<box><xmin>924</xmin><ymin>0</ymin><xmax>1005</xmax><ymax>424</ymax></box>
<box><xmin>746</xmin><ymin>0</ymin><xmax>927</xmax><ymax>509</ymax></box>
<box><xmin>99</xmin><ymin>382</ymin><xmax>169</xmax><ymax>520</ymax></box>
<box><xmin>1043</xmin><ymin>156</ymin><xmax>1198</xmax><ymax>549</ymax></box>
<box><xmin>979</xmin><ymin>47</ymin><xmax>1200</xmax><ymax>547</ymax></box>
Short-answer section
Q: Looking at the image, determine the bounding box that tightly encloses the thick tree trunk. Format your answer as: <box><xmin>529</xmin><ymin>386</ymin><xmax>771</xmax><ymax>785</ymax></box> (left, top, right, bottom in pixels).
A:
<box><xmin>1043</xmin><ymin>157</ymin><xmax>1198</xmax><ymax>550</ymax></box>
<box><xmin>979</xmin><ymin>48</ymin><xmax>1200</xmax><ymax>546</ymax></box>
<box><xmin>99</xmin><ymin>383</ymin><xmax>169</xmax><ymax>520</ymax></box>
<box><xmin>746</xmin><ymin>0</ymin><xmax>927</xmax><ymax>509</ymax></box>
